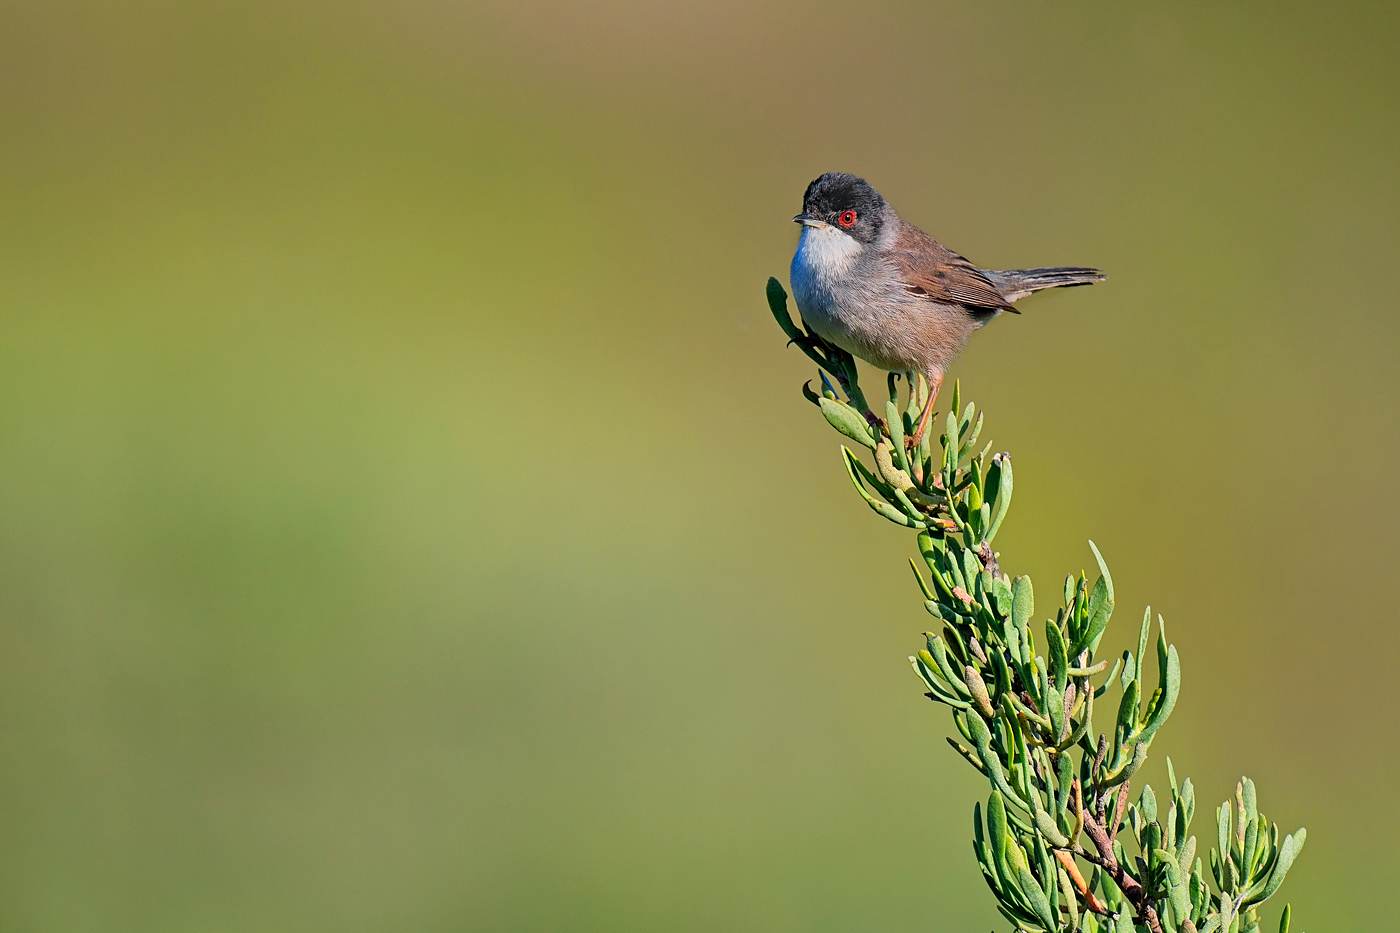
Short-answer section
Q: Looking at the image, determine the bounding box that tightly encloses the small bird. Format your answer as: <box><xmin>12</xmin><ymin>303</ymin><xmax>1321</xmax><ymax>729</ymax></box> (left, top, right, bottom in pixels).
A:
<box><xmin>790</xmin><ymin>172</ymin><xmax>1105</xmax><ymax>446</ymax></box>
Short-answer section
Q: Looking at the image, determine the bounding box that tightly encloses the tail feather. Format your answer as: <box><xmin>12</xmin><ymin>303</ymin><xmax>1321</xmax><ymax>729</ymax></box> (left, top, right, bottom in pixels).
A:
<box><xmin>991</xmin><ymin>266</ymin><xmax>1106</xmax><ymax>303</ymax></box>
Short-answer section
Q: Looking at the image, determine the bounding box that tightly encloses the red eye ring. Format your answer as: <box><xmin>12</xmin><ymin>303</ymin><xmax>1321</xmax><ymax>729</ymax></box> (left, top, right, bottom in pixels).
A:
<box><xmin>838</xmin><ymin>210</ymin><xmax>857</xmax><ymax>227</ymax></box>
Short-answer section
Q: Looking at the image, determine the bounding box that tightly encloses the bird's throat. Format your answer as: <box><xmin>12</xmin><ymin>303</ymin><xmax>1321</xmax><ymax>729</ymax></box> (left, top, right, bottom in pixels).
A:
<box><xmin>793</xmin><ymin>224</ymin><xmax>863</xmax><ymax>286</ymax></box>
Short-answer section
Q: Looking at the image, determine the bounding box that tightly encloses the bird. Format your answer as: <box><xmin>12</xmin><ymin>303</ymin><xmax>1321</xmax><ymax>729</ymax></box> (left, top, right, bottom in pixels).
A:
<box><xmin>789</xmin><ymin>172</ymin><xmax>1105</xmax><ymax>447</ymax></box>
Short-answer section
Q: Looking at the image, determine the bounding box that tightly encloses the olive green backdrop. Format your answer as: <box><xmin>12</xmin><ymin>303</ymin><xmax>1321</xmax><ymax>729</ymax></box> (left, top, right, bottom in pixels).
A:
<box><xmin>0</xmin><ymin>1</ymin><xmax>1394</xmax><ymax>930</ymax></box>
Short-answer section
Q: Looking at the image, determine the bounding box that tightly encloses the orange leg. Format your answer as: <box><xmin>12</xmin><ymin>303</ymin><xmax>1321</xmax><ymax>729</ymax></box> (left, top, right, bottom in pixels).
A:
<box><xmin>906</xmin><ymin>371</ymin><xmax>944</xmax><ymax>450</ymax></box>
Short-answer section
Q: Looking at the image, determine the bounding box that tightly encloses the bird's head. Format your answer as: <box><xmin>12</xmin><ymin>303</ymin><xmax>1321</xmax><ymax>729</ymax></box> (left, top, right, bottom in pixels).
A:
<box><xmin>793</xmin><ymin>172</ymin><xmax>887</xmax><ymax>245</ymax></box>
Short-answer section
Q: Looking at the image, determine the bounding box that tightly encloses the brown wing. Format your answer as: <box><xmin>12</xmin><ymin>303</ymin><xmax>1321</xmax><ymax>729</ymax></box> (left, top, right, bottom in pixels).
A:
<box><xmin>888</xmin><ymin>222</ymin><xmax>1017</xmax><ymax>314</ymax></box>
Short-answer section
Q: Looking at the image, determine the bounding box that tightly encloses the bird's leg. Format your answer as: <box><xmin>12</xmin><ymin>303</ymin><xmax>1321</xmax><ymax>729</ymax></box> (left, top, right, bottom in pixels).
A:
<box><xmin>905</xmin><ymin>372</ymin><xmax>944</xmax><ymax>452</ymax></box>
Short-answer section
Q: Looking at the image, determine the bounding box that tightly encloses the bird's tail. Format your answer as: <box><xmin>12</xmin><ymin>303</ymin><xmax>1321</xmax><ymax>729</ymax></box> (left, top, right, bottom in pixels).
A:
<box><xmin>993</xmin><ymin>266</ymin><xmax>1106</xmax><ymax>303</ymax></box>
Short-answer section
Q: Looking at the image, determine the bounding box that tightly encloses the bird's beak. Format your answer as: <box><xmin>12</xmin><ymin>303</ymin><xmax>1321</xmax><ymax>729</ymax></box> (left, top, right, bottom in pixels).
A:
<box><xmin>793</xmin><ymin>213</ymin><xmax>826</xmax><ymax>227</ymax></box>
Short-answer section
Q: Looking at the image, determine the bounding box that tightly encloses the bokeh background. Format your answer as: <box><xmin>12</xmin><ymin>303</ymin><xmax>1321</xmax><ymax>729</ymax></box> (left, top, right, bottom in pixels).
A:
<box><xmin>0</xmin><ymin>1</ymin><xmax>1395</xmax><ymax>930</ymax></box>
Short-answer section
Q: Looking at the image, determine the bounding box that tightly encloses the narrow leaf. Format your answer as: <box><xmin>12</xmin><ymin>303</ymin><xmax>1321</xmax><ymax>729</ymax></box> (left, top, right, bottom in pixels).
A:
<box><xmin>1011</xmin><ymin>575</ymin><xmax>1033</xmax><ymax>636</ymax></box>
<box><xmin>1046</xmin><ymin>620</ymin><xmax>1069</xmax><ymax>693</ymax></box>
<box><xmin>1246</xmin><ymin>829</ymin><xmax>1305</xmax><ymax>906</ymax></box>
<box><xmin>985</xmin><ymin>453</ymin><xmax>1013</xmax><ymax>541</ymax></box>
<box><xmin>1138</xmin><ymin>644</ymin><xmax>1180</xmax><ymax>742</ymax></box>
<box><xmin>1071</xmin><ymin>541</ymin><xmax>1115</xmax><ymax>657</ymax></box>
<box><xmin>819</xmin><ymin>398</ymin><xmax>876</xmax><ymax>448</ymax></box>
<box><xmin>1035</xmin><ymin>807</ymin><xmax>1069</xmax><ymax>847</ymax></box>
<box><xmin>765</xmin><ymin>277</ymin><xmax>803</xmax><ymax>342</ymax></box>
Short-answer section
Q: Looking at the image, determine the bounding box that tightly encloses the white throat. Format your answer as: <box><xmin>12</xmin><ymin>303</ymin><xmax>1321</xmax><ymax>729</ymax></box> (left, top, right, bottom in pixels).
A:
<box><xmin>793</xmin><ymin>224</ymin><xmax>863</xmax><ymax>285</ymax></box>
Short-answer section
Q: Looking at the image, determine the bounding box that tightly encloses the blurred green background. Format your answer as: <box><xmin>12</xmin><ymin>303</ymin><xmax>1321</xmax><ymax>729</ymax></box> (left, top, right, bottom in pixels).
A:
<box><xmin>0</xmin><ymin>1</ymin><xmax>1395</xmax><ymax>930</ymax></box>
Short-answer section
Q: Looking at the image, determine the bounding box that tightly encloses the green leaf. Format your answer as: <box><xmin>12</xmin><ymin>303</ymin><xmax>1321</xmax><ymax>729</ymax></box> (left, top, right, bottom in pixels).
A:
<box><xmin>944</xmin><ymin>545</ymin><xmax>968</xmax><ymax>592</ymax></box>
<box><xmin>1119</xmin><ymin>652</ymin><xmax>1135</xmax><ymax>697</ymax></box>
<box><xmin>819</xmin><ymin>397</ymin><xmax>876</xmax><ymax>448</ymax></box>
<box><xmin>765</xmin><ymin>277</ymin><xmax>803</xmax><ymax>342</ymax></box>
<box><xmin>1262</xmin><ymin>822</ymin><xmax>1277</xmax><ymax>874</ymax></box>
<box><xmin>1143</xmin><ymin>820</ymin><xmax>1162</xmax><ymax>854</ymax></box>
<box><xmin>1116</xmin><ymin>679</ymin><xmax>1140</xmax><ymax>732</ymax></box>
<box><xmin>1242</xmin><ymin>817</ymin><xmax>1260</xmax><ymax>881</ymax></box>
<box><xmin>911</xmin><ymin>653</ymin><xmax>971</xmax><ymax>709</ymax></box>
<box><xmin>928</xmin><ymin>639</ymin><xmax>972</xmax><ymax>699</ymax></box>
<box><xmin>968</xmin><ymin>713</ymin><xmax>1027</xmax><ymax>811</ymax></box>
<box><xmin>961</xmin><ymin>548</ymin><xmax>982</xmax><ymax>594</ymax></box>
<box><xmin>1055</xmin><ymin>752</ymin><xmax>1074</xmax><ymax>816</ymax></box>
<box><xmin>1005</xmin><ymin>841</ymin><xmax>1057</xmax><ymax>931</ymax></box>
<box><xmin>991</xmin><ymin>574</ymin><xmax>1013</xmax><ymax>619</ymax></box>
<box><xmin>942</xmin><ymin>624</ymin><xmax>970</xmax><ymax>668</ymax></box>
<box><xmin>985</xmin><ymin>453</ymin><xmax>1013</xmax><ymax>541</ymax></box>
<box><xmin>1217</xmin><ymin>804</ymin><xmax>1232</xmax><ymax>881</ymax></box>
<box><xmin>983</xmin><ymin>455</ymin><xmax>1003</xmax><ymax>516</ymax></box>
<box><xmin>884</xmin><ymin>399</ymin><xmax>906</xmax><ymax>454</ymax></box>
<box><xmin>1011</xmin><ymin>575</ymin><xmax>1033</xmax><ymax>637</ymax></box>
<box><xmin>841</xmin><ymin>448</ymin><xmax>919</xmax><ymax>527</ymax></box>
<box><xmin>988</xmin><ymin>791</ymin><xmax>1008</xmax><ymax>863</ymax></box>
<box><xmin>1166</xmin><ymin>851</ymin><xmax>1191</xmax><ymax>919</ymax></box>
<box><xmin>908</xmin><ymin>559</ymin><xmax>935</xmax><ymax>601</ymax></box>
<box><xmin>958</xmin><ymin>410</ymin><xmax>983</xmax><ymax>462</ymax></box>
<box><xmin>916</xmin><ymin>533</ymin><xmax>958</xmax><ymax>603</ymax></box>
<box><xmin>1138</xmin><ymin>643</ymin><xmax>1180</xmax><ymax>743</ymax></box>
<box><xmin>1246</xmin><ymin>829</ymin><xmax>1305</xmax><ymax>907</ymax></box>
<box><xmin>1140</xmin><ymin>784</ymin><xmax>1158</xmax><ymax>823</ymax></box>
<box><xmin>1070</xmin><ymin>541</ymin><xmax>1115</xmax><ymax>658</ymax></box>
<box><xmin>1046</xmin><ymin>620</ymin><xmax>1069</xmax><ymax>693</ymax></box>
<box><xmin>1135</xmin><ymin>608</ymin><xmax>1152</xmax><ymax>691</ymax></box>
<box><xmin>916</xmin><ymin>530</ymin><xmax>945</xmax><ymax>561</ymax></box>
<box><xmin>1035</xmin><ymin>806</ymin><xmax>1069</xmax><ymax>847</ymax></box>
<box><xmin>1279</xmin><ymin>903</ymin><xmax>1291</xmax><ymax>933</ymax></box>
<box><xmin>972</xmin><ymin>803</ymin><xmax>1004</xmax><ymax>900</ymax></box>
<box><xmin>992</xmin><ymin>650</ymin><xmax>1014</xmax><ymax>701</ymax></box>
<box><xmin>1058</xmin><ymin>863</ymin><xmax>1080</xmax><ymax>931</ymax></box>
<box><xmin>943</xmin><ymin>410</ymin><xmax>959</xmax><ymax>468</ymax></box>
<box><xmin>986</xmin><ymin>792</ymin><xmax>1028</xmax><ymax>905</ymax></box>
<box><xmin>966</xmin><ymin>475</ymin><xmax>983</xmax><ymax>511</ymax></box>
<box><xmin>1102</xmin><ymin>741</ymin><xmax>1147</xmax><ymax>789</ymax></box>
<box><xmin>1180</xmin><ymin>834</ymin><xmax>1198</xmax><ymax>881</ymax></box>
<box><xmin>1044</xmin><ymin>682</ymin><xmax>1065</xmax><ymax>745</ymax></box>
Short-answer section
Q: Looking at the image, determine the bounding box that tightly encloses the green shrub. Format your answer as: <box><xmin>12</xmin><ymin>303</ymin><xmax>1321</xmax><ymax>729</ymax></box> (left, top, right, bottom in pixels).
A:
<box><xmin>766</xmin><ymin>279</ymin><xmax>1304</xmax><ymax>933</ymax></box>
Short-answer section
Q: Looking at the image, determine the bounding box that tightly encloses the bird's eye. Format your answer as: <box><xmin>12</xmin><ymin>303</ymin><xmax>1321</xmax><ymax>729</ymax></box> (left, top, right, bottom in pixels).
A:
<box><xmin>838</xmin><ymin>210</ymin><xmax>857</xmax><ymax>227</ymax></box>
